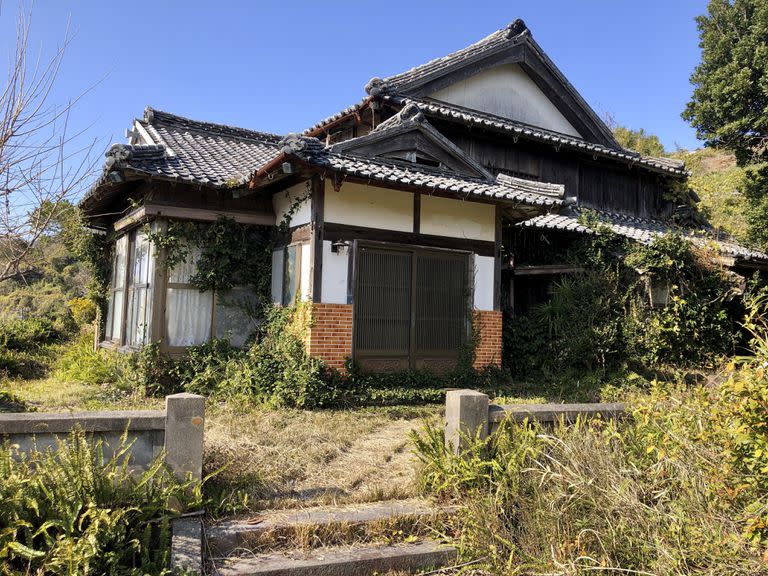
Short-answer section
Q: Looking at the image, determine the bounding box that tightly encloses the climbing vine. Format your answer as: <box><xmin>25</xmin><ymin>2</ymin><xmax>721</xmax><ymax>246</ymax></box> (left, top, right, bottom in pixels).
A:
<box><xmin>146</xmin><ymin>217</ymin><xmax>273</xmax><ymax>306</ymax></box>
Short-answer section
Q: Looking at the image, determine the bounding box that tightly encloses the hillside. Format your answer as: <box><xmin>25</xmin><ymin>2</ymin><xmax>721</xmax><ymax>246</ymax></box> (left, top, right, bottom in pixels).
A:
<box><xmin>673</xmin><ymin>148</ymin><xmax>748</xmax><ymax>240</ymax></box>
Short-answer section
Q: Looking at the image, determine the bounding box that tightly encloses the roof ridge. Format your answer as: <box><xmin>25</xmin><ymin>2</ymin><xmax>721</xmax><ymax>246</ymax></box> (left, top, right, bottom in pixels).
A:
<box><xmin>380</xmin><ymin>21</ymin><xmax>526</xmax><ymax>90</ymax></box>
<box><xmin>142</xmin><ymin>107</ymin><xmax>283</xmax><ymax>143</ymax></box>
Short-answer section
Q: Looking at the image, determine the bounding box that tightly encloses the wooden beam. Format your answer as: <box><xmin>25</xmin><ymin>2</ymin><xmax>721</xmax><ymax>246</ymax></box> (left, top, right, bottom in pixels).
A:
<box><xmin>324</xmin><ymin>222</ymin><xmax>495</xmax><ymax>257</ymax></box>
<box><xmin>514</xmin><ymin>264</ymin><xmax>584</xmax><ymax>276</ymax></box>
<box><xmin>494</xmin><ymin>205</ymin><xmax>502</xmax><ymax>311</ymax></box>
<box><xmin>310</xmin><ymin>175</ymin><xmax>324</xmax><ymax>303</ymax></box>
<box><xmin>114</xmin><ymin>204</ymin><xmax>275</xmax><ymax>232</ymax></box>
<box><xmin>413</xmin><ymin>193</ymin><xmax>421</xmax><ymax>234</ymax></box>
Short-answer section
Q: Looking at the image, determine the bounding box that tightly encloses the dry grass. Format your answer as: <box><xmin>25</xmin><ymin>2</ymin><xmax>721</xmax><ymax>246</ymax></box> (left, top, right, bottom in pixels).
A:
<box><xmin>7</xmin><ymin>376</ymin><xmax>164</xmax><ymax>412</ymax></box>
<box><xmin>204</xmin><ymin>403</ymin><xmax>439</xmax><ymax>513</ymax></box>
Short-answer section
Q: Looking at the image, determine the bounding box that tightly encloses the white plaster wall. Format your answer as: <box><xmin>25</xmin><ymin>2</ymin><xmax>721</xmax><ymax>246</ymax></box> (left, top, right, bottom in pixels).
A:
<box><xmin>300</xmin><ymin>243</ymin><xmax>311</xmax><ymax>301</ymax></box>
<box><xmin>271</xmin><ymin>249</ymin><xmax>283</xmax><ymax>304</ymax></box>
<box><xmin>321</xmin><ymin>240</ymin><xmax>349</xmax><ymax>304</ymax></box>
<box><xmin>272</xmin><ymin>180</ymin><xmax>311</xmax><ymax>227</ymax></box>
<box><xmin>324</xmin><ymin>181</ymin><xmax>413</xmax><ymax>232</ymax></box>
<box><xmin>420</xmin><ymin>195</ymin><xmax>495</xmax><ymax>242</ymax></box>
<box><xmin>474</xmin><ymin>255</ymin><xmax>495</xmax><ymax>311</ymax></box>
<box><xmin>431</xmin><ymin>63</ymin><xmax>582</xmax><ymax>138</ymax></box>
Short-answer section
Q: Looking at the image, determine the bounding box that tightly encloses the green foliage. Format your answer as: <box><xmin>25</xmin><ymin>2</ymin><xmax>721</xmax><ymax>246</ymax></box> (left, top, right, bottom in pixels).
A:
<box><xmin>505</xmin><ymin>232</ymin><xmax>738</xmax><ymax>383</ymax></box>
<box><xmin>146</xmin><ymin>217</ymin><xmax>272</xmax><ymax>302</ymax></box>
<box><xmin>0</xmin><ymin>429</ymin><xmax>201</xmax><ymax>575</ymax></box>
<box><xmin>612</xmin><ymin>124</ymin><xmax>665</xmax><ymax>157</ymax></box>
<box><xmin>0</xmin><ymin>317</ymin><xmax>72</xmax><ymax>379</ymax></box>
<box><xmin>683</xmin><ymin>0</ymin><xmax>768</xmax><ymax>165</ymax></box>
<box><xmin>683</xmin><ymin>0</ymin><xmax>768</xmax><ymax>247</ymax></box>
<box><xmin>0</xmin><ymin>387</ymin><xmax>31</xmax><ymax>413</ymax></box>
<box><xmin>412</xmin><ymin>382</ymin><xmax>767</xmax><ymax>574</ymax></box>
<box><xmin>92</xmin><ymin>303</ymin><xmax>503</xmax><ymax>409</ymax></box>
<box><xmin>723</xmin><ymin>294</ymin><xmax>768</xmax><ymax>542</ymax></box>
<box><xmin>743</xmin><ymin>163</ymin><xmax>768</xmax><ymax>248</ymax></box>
<box><xmin>673</xmin><ymin>148</ymin><xmax>749</xmax><ymax>239</ymax></box>
<box><xmin>54</xmin><ymin>333</ymin><xmax>127</xmax><ymax>387</ymax></box>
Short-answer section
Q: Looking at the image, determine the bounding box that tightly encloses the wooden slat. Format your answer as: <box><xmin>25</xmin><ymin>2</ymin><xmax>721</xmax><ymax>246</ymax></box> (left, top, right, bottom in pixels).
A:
<box><xmin>114</xmin><ymin>204</ymin><xmax>275</xmax><ymax>232</ymax></box>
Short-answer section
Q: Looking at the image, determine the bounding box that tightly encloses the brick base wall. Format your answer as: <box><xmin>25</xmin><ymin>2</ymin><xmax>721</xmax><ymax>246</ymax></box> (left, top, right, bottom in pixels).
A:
<box><xmin>473</xmin><ymin>310</ymin><xmax>503</xmax><ymax>370</ymax></box>
<box><xmin>306</xmin><ymin>303</ymin><xmax>353</xmax><ymax>372</ymax></box>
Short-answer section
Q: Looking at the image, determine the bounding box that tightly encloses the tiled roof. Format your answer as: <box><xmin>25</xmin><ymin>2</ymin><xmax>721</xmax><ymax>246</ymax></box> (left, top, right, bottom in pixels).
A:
<box><xmin>84</xmin><ymin>108</ymin><xmax>282</xmax><ymax>206</ymax></box>
<box><xmin>380</xmin><ymin>22</ymin><xmax>525</xmax><ymax>92</ymax></box>
<box><xmin>520</xmin><ymin>209</ymin><xmax>768</xmax><ymax>262</ymax></box>
<box><xmin>393</xmin><ymin>97</ymin><xmax>687</xmax><ymax>176</ymax></box>
<box><xmin>304</xmin><ymin>97</ymin><xmax>371</xmax><ymax>136</ymax></box>
<box><xmin>278</xmin><ymin>135</ymin><xmax>564</xmax><ymax>207</ymax></box>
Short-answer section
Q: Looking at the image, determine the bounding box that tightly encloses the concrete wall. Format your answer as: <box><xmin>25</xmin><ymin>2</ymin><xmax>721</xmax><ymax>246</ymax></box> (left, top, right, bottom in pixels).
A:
<box><xmin>0</xmin><ymin>394</ymin><xmax>205</xmax><ymax>479</ymax></box>
<box><xmin>430</xmin><ymin>63</ymin><xmax>582</xmax><ymax>138</ymax></box>
<box><xmin>324</xmin><ymin>181</ymin><xmax>413</xmax><ymax>232</ymax></box>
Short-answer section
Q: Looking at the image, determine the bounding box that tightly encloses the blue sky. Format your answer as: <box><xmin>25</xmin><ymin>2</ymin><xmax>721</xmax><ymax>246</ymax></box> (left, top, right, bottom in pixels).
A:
<box><xmin>1</xmin><ymin>0</ymin><xmax>708</xmax><ymax>169</ymax></box>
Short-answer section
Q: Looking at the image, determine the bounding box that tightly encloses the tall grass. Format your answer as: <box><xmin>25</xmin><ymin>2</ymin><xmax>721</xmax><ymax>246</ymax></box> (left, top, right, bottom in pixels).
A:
<box><xmin>412</xmin><ymin>385</ymin><xmax>768</xmax><ymax>575</ymax></box>
<box><xmin>0</xmin><ymin>429</ymin><xmax>201</xmax><ymax>575</ymax></box>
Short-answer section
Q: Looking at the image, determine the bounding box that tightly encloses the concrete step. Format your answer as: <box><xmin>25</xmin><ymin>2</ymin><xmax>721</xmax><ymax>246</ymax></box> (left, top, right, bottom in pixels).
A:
<box><xmin>207</xmin><ymin>499</ymin><xmax>457</xmax><ymax>558</ymax></box>
<box><xmin>213</xmin><ymin>539</ymin><xmax>458</xmax><ymax>576</ymax></box>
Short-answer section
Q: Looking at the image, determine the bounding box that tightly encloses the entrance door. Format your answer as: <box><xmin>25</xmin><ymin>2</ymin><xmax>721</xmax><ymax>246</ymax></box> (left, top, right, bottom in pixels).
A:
<box><xmin>354</xmin><ymin>244</ymin><xmax>470</xmax><ymax>372</ymax></box>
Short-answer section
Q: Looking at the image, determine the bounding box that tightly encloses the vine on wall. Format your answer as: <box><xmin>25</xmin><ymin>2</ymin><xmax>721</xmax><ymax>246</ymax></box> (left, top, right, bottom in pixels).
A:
<box><xmin>146</xmin><ymin>217</ymin><xmax>273</xmax><ymax>310</ymax></box>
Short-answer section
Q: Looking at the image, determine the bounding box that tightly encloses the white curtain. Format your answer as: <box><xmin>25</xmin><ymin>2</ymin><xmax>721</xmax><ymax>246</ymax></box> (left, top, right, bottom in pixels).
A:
<box><xmin>165</xmin><ymin>288</ymin><xmax>213</xmax><ymax>347</ymax></box>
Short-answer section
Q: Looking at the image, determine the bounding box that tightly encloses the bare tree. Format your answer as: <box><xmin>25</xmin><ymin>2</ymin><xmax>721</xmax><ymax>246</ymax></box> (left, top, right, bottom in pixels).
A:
<box><xmin>0</xmin><ymin>6</ymin><xmax>98</xmax><ymax>283</ymax></box>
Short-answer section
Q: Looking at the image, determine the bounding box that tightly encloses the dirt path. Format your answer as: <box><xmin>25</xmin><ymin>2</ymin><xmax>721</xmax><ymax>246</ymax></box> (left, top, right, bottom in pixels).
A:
<box><xmin>286</xmin><ymin>418</ymin><xmax>421</xmax><ymax>506</ymax></box>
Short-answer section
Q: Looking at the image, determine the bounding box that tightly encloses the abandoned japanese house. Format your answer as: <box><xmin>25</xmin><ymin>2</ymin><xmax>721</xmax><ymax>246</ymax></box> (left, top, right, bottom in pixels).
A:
<box><xmin>80</xmin><ymin>19</ymin><xmax>768</xmax><ymax>373</ymax></box>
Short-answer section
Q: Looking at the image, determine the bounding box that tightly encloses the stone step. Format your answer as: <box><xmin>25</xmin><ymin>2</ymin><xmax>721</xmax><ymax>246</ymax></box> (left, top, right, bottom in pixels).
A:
<box><xmin>207</xmin><ymin>499</ymin><xmax>457</xmax><ymax>558</ymax></box>
<box><xmin>213</xmin><ymin>539</ymin><xmax>458</xmax><ymax>576</ymax></box>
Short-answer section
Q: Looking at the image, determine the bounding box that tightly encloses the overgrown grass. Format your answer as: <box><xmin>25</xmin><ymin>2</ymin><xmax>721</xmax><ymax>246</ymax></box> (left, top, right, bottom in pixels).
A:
<box><xmin>412</xmin><ymin>380</ymin><xmax>768</xmax><ymax>575</ymax></box>
<box><xmin>0</xmin><ymin>429</ymin><xmax>201</xmax><ymax>575</ymax></box>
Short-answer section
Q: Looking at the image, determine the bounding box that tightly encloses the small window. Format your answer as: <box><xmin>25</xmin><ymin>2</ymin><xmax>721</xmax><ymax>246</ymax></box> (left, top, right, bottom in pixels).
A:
<box><xmin>282</xmin><ymin>245</ymin><xmax>300</xmax><ymax>305</ymax></box>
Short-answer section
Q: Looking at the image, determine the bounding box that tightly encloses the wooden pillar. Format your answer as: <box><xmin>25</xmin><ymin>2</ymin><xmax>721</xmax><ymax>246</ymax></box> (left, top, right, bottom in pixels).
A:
<box><xmin>310</xmin><ymin>175</ymin><xmax>324</xmax><ymax>303</ymax></box>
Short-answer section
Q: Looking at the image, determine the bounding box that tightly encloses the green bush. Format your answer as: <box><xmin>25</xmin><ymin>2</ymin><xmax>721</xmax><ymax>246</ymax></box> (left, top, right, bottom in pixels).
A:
<box><xmin>412</xmin><ymin>381</ymin><xmax>766</xmax><ymax>574</ymax></box>
<box><xmin>0</xmin><ymin>428</ymin><xmax>201</xmax><ymax>575</ymax></box>
<box><xmin>54</xmin><ymin>332</ymin><xmax>127</xmax><ymax>386</ymax></box>
<box><xmin>505</xmin><ymin>233</ymin><xmax>738</xmax><ymax>384</ymax></box>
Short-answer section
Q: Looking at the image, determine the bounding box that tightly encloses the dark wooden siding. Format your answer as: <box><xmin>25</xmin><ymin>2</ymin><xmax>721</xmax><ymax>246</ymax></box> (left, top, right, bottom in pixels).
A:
<box><xmin>435</xmin><ymin>121</ymin><xmax>676</xmax><ymax>219</ymax></box>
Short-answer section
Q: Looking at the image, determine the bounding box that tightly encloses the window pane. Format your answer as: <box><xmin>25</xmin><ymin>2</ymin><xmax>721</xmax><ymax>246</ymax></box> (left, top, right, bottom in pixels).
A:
<box><xmin>126</xmin><ymin>287</ymin><xmax>150</xmax><ymax>347</ymax></box>
<box><xmin>282</xmin><ymin>246</ymin><xmax>298</xmax><ymax>305</ymax></box>
<box><xmin>111</xmin><ymin>290</ymin><xmax>124</xmax><ymax>342</ymax></box>
<box><xmin>105</xmin><ymin>292</ymin><xmax>115</xmax><ymax>340</ymax></box>
<box><xmin>166</xmin><ymin>288</ymin><xmax>213</xmax><ymax>347</ymax></box>
<box><xmin>132</xmin><ymin>231</ymin><xmax>151</xmax><ymax>285</ymax></box>
<box><xmin>169</xmin><ymin>246</ymin><xmax>201</xmax><ymax>284</ymax></box>
<box><xmin>114</xmin><ymin>235</ymin><xmax>129</xmax><ymax>289</ymax></box>
<box><xmin>216</xmin><ymin>290</ymin><xmax>259</xmax><ymax>348</ymax></box>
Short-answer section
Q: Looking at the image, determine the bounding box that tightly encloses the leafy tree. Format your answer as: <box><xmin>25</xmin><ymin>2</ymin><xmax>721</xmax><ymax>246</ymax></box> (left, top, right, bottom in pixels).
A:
<box><xmin>682</xmin><ymin>0</ymin><xmax>768</xmax><ymax>247</ymax></box>
<box><xmin>683</xmin><ymin>0</ymin><xmax>768</xmax><ymax>164</ymax></box>
<box><xmin>613</xmin><ymin>125</ymin><xmax>665</xmax><ymax>157</ymax></box>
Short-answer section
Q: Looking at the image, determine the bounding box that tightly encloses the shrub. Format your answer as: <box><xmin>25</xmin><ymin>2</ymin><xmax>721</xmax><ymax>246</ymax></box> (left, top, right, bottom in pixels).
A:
<box><xmin>504</xmin><ymin>233</ymin><xmax>738</xmax><ymax>383</ymax></box>
<box><xmin>0</xmin><ymin>428</ymin><xmax>201</xmax><ymax>574</ymax></box>
<box><xmin>54</xmin><ymin>332</ymin><xmax>127</xmax><ymax>386</ymax></box>
<box><xmin>412</xmin><ymin>382</ymin><xmax>766</xmax><ymax>574</ymax></box>
<box><xmin>67</xmin><ymin>296</ymin><xmax>98</xmax><ymax>325</ymax></box>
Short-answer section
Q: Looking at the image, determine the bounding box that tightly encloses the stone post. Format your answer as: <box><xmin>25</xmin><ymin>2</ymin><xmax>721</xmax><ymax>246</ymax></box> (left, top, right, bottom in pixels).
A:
<box><xmin>164</xmin><ymin>393</ymin><xmax>205</xmax><ymax>481</ymax></box>
<box><xmin>445</xmin><ymin>389</ymin><xmax>489</xmax><ymax>454</ymax></box>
